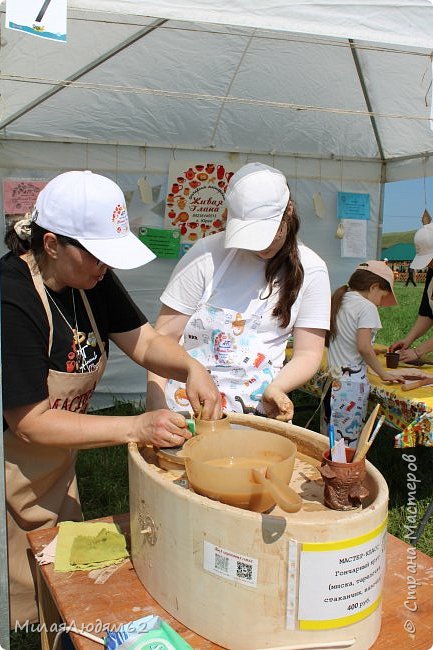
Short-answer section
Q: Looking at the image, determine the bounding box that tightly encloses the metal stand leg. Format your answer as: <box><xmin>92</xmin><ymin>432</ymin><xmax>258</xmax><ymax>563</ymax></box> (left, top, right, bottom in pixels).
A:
<box><xmin>414</xmin><ymin>499</ymin><xmax>433</xmax><ymax>546</ymax></box>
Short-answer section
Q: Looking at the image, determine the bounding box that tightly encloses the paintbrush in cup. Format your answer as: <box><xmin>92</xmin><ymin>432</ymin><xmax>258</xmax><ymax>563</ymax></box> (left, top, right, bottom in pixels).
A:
<box><xmin>353</xmin><ymin>415</ymin><xmax>386</xmax><ymax>462</ymax></box>
<box><xmin>353</xmin><ymin>404</ymin><xmax>380</xmax><ymax>462</ymax></box>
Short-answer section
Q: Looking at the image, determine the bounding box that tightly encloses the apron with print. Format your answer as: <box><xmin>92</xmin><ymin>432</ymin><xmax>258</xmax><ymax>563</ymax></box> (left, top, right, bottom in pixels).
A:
<box><xmin>165</xmin><ymin>251</ymin><xmax>277</xmax><ymax>414</ymax></box>
<box><xmin>329</xmin><ymin>364</ymin><xmax>370</xmax><ymax>449</ymax></box>
<box><xmin>4</xmin><ymin>252</ymin><xmax>107</xmax><ymax>627</ymax></box>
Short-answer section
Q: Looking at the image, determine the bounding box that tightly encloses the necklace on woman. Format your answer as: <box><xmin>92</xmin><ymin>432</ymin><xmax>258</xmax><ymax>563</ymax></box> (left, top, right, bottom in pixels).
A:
<box><xmin>44</xmin><ymin>286</ymin><xmax>87</xmax><ymax>372</ymax></box>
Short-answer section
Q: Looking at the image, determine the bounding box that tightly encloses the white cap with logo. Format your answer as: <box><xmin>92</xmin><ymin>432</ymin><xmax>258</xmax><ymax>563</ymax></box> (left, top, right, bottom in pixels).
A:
<box><xmin>410</xmin><ymin>223</ymin><xmax>433</xmax><ymax>270</ymax></box>
<box><xmin>224</xmin><ymin>162</ymin><xmax>290</xmax><ymax>251</ymax></box>
<box><xmin>33</xmin><ymin>170</ymin><xmax>156</xmax><ymax>269</ymax></box>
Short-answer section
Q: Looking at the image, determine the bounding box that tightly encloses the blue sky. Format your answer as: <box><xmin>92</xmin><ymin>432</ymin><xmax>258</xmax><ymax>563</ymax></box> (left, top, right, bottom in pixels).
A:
<box><xmin>383</xmin><ymin>177</ymin><xmax>433</xmax><ymax>233</ymax></box>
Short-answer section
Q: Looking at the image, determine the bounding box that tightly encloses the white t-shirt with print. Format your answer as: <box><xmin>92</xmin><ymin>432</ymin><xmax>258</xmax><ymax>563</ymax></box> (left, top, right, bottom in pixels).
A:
<box><xmin>160</xmin><ymin>232</ymin><xmax>330</xmax><ymax>370</ymax></box>
<box><xmin>328</xmin><ymin>290</ymin><xmax>382</xmax><ymax>375</ymax></box>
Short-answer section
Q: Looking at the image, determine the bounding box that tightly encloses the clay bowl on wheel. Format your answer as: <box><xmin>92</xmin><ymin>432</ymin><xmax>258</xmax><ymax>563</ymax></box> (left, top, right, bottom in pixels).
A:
<box><xmin>182</xmin><ymin>428</ymin><xmax>298</xmax><ymax>513</ymax></box>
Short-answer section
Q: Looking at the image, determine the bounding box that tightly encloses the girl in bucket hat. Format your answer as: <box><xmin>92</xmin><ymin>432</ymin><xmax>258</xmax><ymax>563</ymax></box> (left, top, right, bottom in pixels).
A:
<box><xmin>1</xmin><ymin>170</ymin><xmax>221</xmax><ymax>628</ymax></box>
<box><xmin>147</xmin><ymin>162</ymin><xmax>331</xmax><ymax>420</ymax></box>
<box><xmin>390</xmin><ymin>223</ymin><xmax>433</xmax><ymax>363</ymax></box>
<box><xmin>325</xmin><ymin>261</ymin><xmax>410</xmax><ymax>448</ymax></box>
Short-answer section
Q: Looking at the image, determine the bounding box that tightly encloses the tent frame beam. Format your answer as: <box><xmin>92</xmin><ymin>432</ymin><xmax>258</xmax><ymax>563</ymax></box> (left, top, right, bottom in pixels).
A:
<box><xmin>2</xmin><ymin>138</ymin><xmax>431</xmax><ymax>166</ymax></box>
<box><xmin>0</xmin><ymin>134</ymin><xmax>392</xmax><ymax>166</ymax></box>
<box><xmin>0</xmin><ymin>18</ymin><xmax>167</xmax><ymax>132</ymax></box>
<box><xmin>349</xmin><ymin>39</ymin><xmax>385</xmax><ymax>162</ymax></box>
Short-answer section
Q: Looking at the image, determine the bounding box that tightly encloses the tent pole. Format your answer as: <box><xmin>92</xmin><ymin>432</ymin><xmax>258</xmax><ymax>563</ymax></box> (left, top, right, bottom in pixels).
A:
<box><xmin>0</xmin><ymin>297</ymin><xmax>10</xmax><ymax>648</ymax></box>
<box><xmin>377</xmin><ymin>161</ymin><xmax>387</xmax><ymax>259</ymax></box>
<box><xmin>349</xmin><ymin>39</ymin><xmax>385</xmax><ymax>162</ymax></box>
<box><xmin>349</xmin><ymin>38</ymin><xmax>387</xmax><ymax>258</ymax></box>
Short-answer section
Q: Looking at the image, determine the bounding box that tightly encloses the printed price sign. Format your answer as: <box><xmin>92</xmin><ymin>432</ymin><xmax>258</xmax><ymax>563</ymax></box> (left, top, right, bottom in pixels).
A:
<box><xmin>296</xmin><ymin>520</ymin><xmax>387</xmax><ymax>629</ymax></box>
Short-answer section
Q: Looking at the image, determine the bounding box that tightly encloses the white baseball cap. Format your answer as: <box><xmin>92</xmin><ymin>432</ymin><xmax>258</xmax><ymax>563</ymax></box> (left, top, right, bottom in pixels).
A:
<box><xmin>410</xmin><ymin>223</ymin><xmax>433</xmax><ymax>270</ymax></box>
<box><xmin>224</xmin><ymin>163</ymin><xmax>290</xmax><ymax>251</ymax></box>
<box><xmin>33</xmin><ymin>170</ymin><xmax>156</xmax><ymax>269</ymax></box>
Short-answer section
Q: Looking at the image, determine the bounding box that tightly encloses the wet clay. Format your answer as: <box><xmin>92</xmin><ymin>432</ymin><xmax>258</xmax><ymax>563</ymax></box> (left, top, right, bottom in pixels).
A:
<box><xmin>320</xmin><ymin>448</ymin><xmax>369</xmax><ymax>511</ymax></box>
<box><xmin>204</xmin><ymin>454</ymin><xmax>284</xmax><ymax>469</ymax></box>
<box><xmin>194</xmin><ymin>414</ymin><xmax>230</xmax><ymax>435</ymax></box>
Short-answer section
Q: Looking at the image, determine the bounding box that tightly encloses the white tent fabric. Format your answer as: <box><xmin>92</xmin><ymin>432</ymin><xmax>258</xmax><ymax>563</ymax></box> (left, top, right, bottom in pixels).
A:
<box><xmin>1</xmin><ymin>0</ymin><xmax>433</xmax><ymax>406</ymax></box>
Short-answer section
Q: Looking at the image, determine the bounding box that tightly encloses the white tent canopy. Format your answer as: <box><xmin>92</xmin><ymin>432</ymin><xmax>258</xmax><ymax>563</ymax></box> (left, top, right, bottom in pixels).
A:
<box><xmin>1</xmin><ymin>0</ymin><xmax>433</xmax><ymax>405</ymax></box>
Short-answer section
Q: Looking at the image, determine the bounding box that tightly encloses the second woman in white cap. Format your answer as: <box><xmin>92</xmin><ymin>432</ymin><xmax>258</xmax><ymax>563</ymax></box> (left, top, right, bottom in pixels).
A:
<box><xmin>147</xmin><ymin>162</ymin><xmax>331</xmax><ymax>420</ymax></box>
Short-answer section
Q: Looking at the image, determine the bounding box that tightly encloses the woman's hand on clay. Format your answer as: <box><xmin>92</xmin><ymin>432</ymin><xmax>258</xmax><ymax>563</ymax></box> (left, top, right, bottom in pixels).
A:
<box><xmin>389</xmin><ymin>339</ymin><xmax>409</xmax><ymax>353</ymax></box>
<box><xmin>398</xmin><ymin>348</ymin><xmax>419</xmax><ymax>363</ymax></box>
<box><xmin>261</xmin><ymin>385</ymin><xmax>294</xmax><ymax>421</ymax></box>
<box><xmin>138</xmin><ymin>410</ymin><xmax>191</xmax><ymax>448</ymax></box>
<box><xmin>185</xmin><ymin>361</ymin><xmax>222</xmax><ymax>420</ymax></box>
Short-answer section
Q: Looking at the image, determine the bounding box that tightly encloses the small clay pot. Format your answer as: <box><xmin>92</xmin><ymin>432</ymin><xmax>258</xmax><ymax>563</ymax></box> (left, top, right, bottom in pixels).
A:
<box><xmin>320</xmin><ymin>448</ymin><xmax>369</xmax><ymax>511</ymax></box>
<box><xmin>385</xmin><ymin>352</ymin><xmax>399</xmax><ymax>369</ymax></box>
<box><xmin>194</xmin><ymin>413</ymin><xmax>230</xmax><ymax>436</ymax></box>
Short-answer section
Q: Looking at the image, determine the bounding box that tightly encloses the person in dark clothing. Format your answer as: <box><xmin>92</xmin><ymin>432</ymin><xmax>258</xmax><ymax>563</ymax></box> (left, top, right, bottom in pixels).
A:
<box><xmin>405</xmin><ymin>266</ymin><xmax>417</xmax><ymax>287</ymax></box>
<box><xmin>2</xmin><ymin>170</ymin><xmax>221</xmax><ymax>628</ymax></box>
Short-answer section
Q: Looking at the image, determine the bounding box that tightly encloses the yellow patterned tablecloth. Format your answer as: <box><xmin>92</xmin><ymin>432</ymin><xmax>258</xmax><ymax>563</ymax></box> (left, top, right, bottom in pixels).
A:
<box><xmin>287</xmin><ymin>346</ymin><xmax>433</xmax><ymax>448</ymax></box>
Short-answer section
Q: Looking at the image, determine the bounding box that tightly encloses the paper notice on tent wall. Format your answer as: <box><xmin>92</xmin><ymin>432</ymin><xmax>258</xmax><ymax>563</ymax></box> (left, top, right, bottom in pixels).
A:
<box><xmin>3</xmin><ymin>179</ymin><xmax>46</xmax><ymax>232</ymax></box>
<box><xmin>341</xmin><ymin>219</ymin><xmax>367</xmax><ymax>258</ymax></box>
<box><xmin>138</xmin><ymin>227</ymin><xmax>181</xmax><ymax>259</ymax></box>
<box><xmin>164</xmin><ymin>161</ymin><xmax>239</xmax><ymax>245</ymax></box>
<box><xmin>6</xmin><ymin>0</ymin><xmax>67</xmax><ymax>42</ymax></box>
<box><xmin>337</xmin><ymin>192</ymin><xmax>370</xmax><ymax>220</ymax></box>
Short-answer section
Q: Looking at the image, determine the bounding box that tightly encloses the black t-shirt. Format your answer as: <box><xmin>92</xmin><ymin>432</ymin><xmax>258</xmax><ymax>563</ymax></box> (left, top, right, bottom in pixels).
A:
<box><xmin>418</xmin><ymin>268</ymin><xmax>433</xmax><ymax>319</ymax></box>
<box><xmin>1</xmin><ymin>252</ymin><xmax>147</xmax><ymax>412</ymax></box>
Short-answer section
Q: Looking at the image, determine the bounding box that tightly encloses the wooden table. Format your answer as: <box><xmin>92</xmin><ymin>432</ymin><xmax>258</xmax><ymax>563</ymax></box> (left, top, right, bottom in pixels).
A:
<box><xmin>28</xmin><ymin>514</ymin><xmax>433</xmax><ymax>650</ymax></box>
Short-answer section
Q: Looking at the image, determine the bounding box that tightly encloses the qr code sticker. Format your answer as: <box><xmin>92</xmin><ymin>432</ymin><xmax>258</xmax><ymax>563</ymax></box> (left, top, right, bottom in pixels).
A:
<box><xmin>236</xmin><ymin>560</ymin><xmax>253</xmax><ymax>581</ymax></box>
<box><xmin>215</xmin><ymin>553</ymin><xmax>229</xmax><ymax>573</ymax></box>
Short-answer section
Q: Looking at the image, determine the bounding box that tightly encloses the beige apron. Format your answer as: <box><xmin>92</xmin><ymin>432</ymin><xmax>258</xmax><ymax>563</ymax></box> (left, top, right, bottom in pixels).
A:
<box><xmin>4</xmin><ymin>252</ymin><xmax>107</xmax><ymax>627</ymax></box>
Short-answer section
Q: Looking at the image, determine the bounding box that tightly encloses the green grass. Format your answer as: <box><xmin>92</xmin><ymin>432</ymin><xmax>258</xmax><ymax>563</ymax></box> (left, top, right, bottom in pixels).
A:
<box><xmin>376</xmin><ymin>283</ymin><xmax>429</xmax><ymax>347</ymax></box>
<box><xmin>9</xmin><ymin>289</ymin><xmax>433</xmax><ymax>649</ymax></box>
<box><xmin>381</xmin><ymin>230</ymin><xmax>417</xmax><ymax>248</ymax></box>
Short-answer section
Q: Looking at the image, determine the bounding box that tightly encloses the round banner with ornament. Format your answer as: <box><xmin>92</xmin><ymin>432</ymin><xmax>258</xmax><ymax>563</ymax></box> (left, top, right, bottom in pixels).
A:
<box><xmin>164</xmin><ymin>161</ymin><xmax>239</xmax><ymax>250</ymax></box>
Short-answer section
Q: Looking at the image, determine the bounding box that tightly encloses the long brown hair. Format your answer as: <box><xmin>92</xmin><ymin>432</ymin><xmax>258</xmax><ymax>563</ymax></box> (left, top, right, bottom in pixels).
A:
<box><xmin>326</xmin><ymin>268</ymin><xmax>393</xmax><ymax>345</ymax></box>
<box><xmin>261</xmin><ymin>202</ymin><xmax>304</xmax><ymax>328</ymax></box>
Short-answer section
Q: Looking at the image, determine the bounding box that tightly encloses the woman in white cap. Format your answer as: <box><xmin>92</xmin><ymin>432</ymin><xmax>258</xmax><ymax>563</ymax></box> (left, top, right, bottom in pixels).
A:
<box><xmin>390</xmin><ymin>223</ymin><xmax>433</xmax><ymax>363</ymax></box>
<box><xmin>146</xmin><ymin>162</ymin><xmax>331</xmax><ymax>420</ymax></box>
<box><xmin>1</xmin><ymin>170</ymin><xmax>221</xmax><ymax>627</ymax></box>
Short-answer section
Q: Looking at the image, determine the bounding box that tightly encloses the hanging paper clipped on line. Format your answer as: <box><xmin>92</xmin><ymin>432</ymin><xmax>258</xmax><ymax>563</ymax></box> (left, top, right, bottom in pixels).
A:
<box><xmin>422</xmin><ymin>208</ymin><xmax>432</xmax><ymax>225</ymax></box>
<box><xmin>312</xmin><ymin>192</ymin><xmax>326</xmax><ymax>218</ymax></box>
<box><xmin>137</xmin><ymin>177</ymin><xmax>153</xmax><ymax>204</ymax></box>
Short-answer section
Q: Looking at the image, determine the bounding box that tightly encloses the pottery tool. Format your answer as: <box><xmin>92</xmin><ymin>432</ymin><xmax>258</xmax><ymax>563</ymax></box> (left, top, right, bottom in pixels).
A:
<box><xmin>401</xmin><ymin>376</ymin><xmax>433</xmax><ymax>391</ymax></box>
<box><xmin>352</xmin><ymin>403</ymin><xmax>380</xmax><ymax>462</ymax></box>
<box><xmin>328</xmin><ymin>423</ymin><xmax>335</xmax><ymax>449</ymax></box>
<box><xmin>352</xmin><ymin>415</ymin><xmax>386</xmax><ymax>462</ymax></box>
